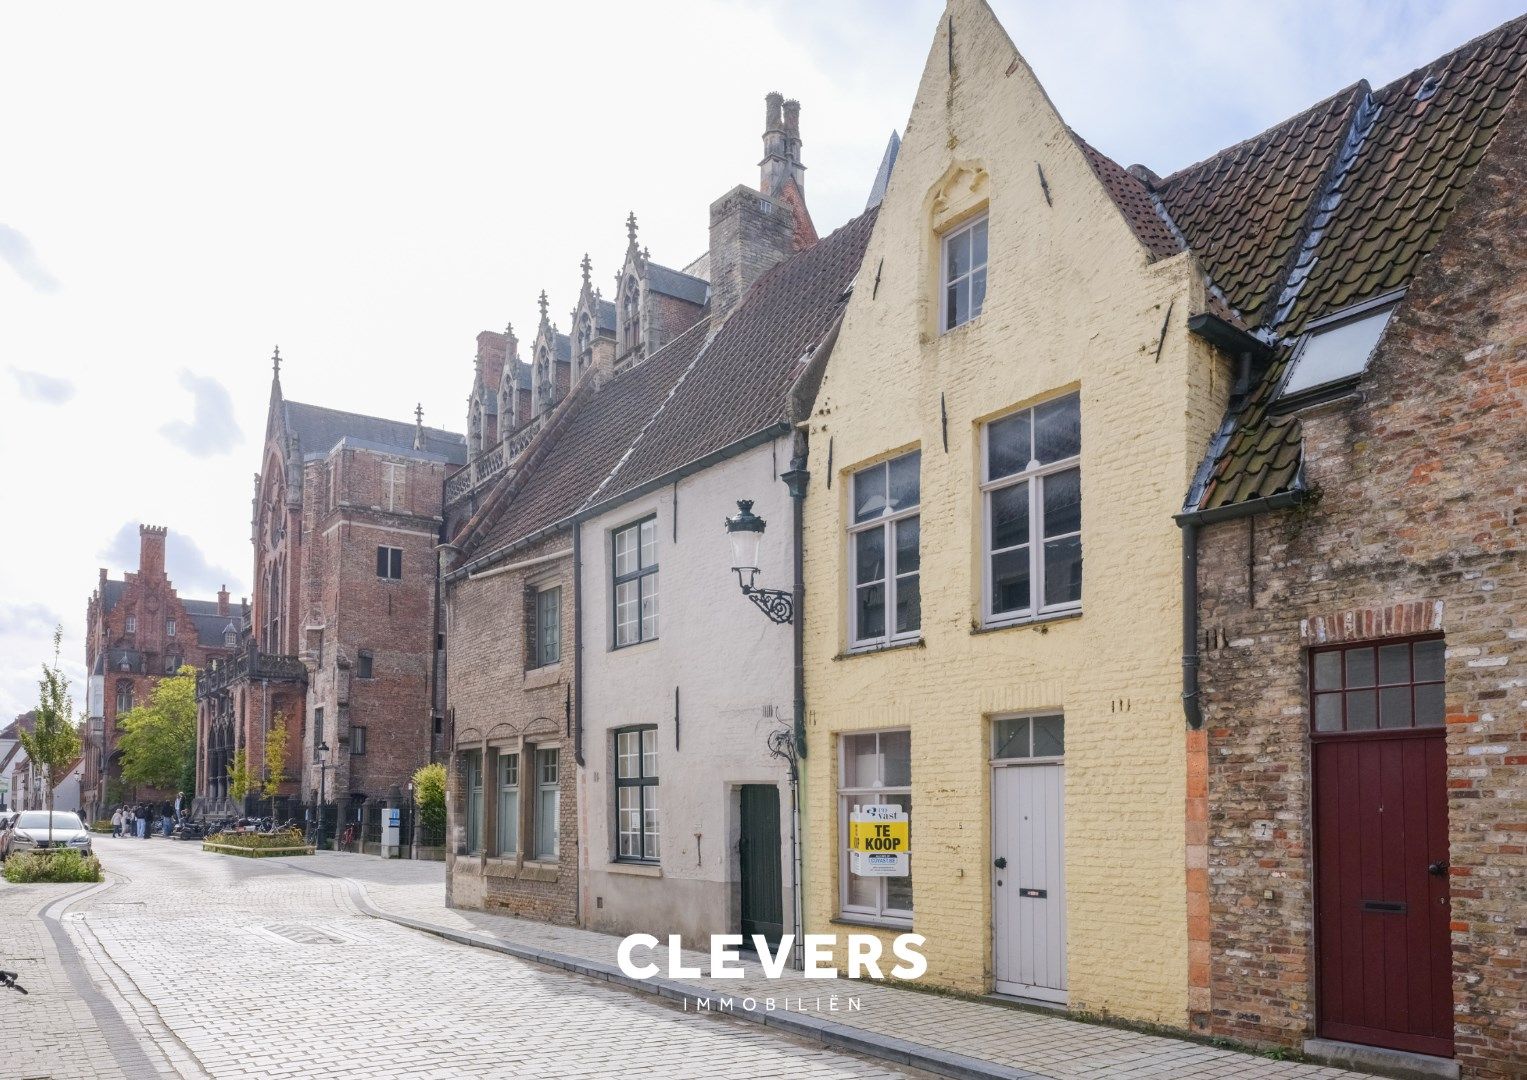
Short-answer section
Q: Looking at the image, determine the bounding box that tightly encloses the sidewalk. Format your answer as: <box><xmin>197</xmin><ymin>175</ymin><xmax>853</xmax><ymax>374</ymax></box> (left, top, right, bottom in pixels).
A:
<box><xmin>293</xmin><ymin>853</ymin><xmax>1372</xmax><ymax>1080</ymax></box>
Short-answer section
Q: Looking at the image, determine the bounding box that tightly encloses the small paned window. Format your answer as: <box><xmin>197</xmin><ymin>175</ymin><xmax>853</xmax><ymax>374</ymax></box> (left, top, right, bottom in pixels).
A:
<box><xmin>115</xmin><ymin>681</ymin><xmax>133</xmax><ymax>714</ymax></box>
<box><xmin>612</xmin><ymin>518</ymin><xmax>658</xmax><ymax>647</ymax></box>
<box><xmin>350</xmin><ymin>726</ymin><xmax>367</xmax><ymax>755</ymax></box>
<box><xmin>992</xmin><ymin>714</ymin><xmax>1065</xmax><ymax>759</ymax></box>
<box><xmin>614</xmin><ymin>727</ymin><xmax>659</xmax><ymax>863</ymax></box>
<box><xmin>839</xmin><ymin>730</ymin><xmax>912</xmax><ymax>922</ymax></box>
<box><xmin>1311</xmin><ymin>637</ymin><xmax>1446</xmax><ymax>733</ymax></box>
<box><xmin>535</xmin><ymin>587</ymin><xmax>561</xmax><ymax>667</ymax></box>
<box><xmin>849</xmin><ymin>451</ymin><xmax>921</xmax><ymax>649</ymax></box>
<box><xmin>357</xmin><ymin>651</ymin><xmax>374</xmax><ymax>680</ymax></box>
<box><xmin>376</xmin><ymin>546</ymin><xmax>403</xmax><ymax>580</ymax></box>
<box><xmin>314</xmin><ymin>707</ymin><xmax>325</xmax><ymax>749</ymax></box>
<box><xmin>534</xmin><ymin>748</ymin><xmax>559</xmax><ymax>860</ymax></box>
<box><xmin>941</xmin><ymin>215</ymin><xmax>988</xmax><ymax>331</ymax></box>
<box><xmin>496</xmin><ymin>752</ymin><xmax>519</xmax><ymax>857</ymax></box>
<box><xmin>125</xmin><ymin>614</ymin><xmax>137</xmax><ymax>634</ymax></box>
<box><xmin>166</xmin><ymin>618</ymin><xmax>176</xmax><ymax>637</ymax></box>
<box><xmin>464</xmin><ymin>750</ymin><xmax>483</xmax><ymax>855</ymax></box>
<box><xmin>982</xmin><ymin>393</ymin><xmax>1082</xmax><ymax>625</ymax></box>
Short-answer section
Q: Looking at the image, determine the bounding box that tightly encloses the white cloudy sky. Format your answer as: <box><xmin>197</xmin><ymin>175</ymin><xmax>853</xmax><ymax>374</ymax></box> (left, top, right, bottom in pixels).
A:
<box><xmin>0</xmin><ymin>0</ymin><xmax>1518</xmax><ymax>720</ymax></box>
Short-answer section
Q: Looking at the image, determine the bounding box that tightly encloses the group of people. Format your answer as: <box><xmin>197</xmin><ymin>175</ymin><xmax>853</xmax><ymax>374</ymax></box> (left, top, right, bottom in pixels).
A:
<box><xmin>109</xmin><ymin>801</ymin><xmax>188</xmax><ymax>839</ymax></box>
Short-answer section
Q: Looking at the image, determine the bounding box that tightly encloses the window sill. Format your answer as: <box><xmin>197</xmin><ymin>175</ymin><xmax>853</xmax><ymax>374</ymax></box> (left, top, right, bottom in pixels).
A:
<box><xmin>973</xmin><ymin>610</ymin><xmax>1082</xmax><ymax>636</ymax></box>
<box><xmin>611</xmin><ymin>638</ymin><xmax>659</xmax><ymax>654</ymax></box>
<box><xmin>836</xmin><ymin>638</ymin><xmax>924</xmax><ymax>661</ymax></box>
<box><xmin>606</xmin><ymin>860</ymin><xmax>663</xmax><ymax>877</ymax></box>
<box><xmin>831</xmin><ymin>914</ymin><xmax>913</xmax><ymax>931</ymax></box>
<box><xmin>523</xmin><ymin>666</ymin><xmax>564</xmax><ymax>691</ymax></box>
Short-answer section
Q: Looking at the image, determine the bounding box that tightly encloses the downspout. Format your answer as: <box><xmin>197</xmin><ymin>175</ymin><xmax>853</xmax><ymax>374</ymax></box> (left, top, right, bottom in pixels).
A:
<box><xmin>782</xmin><ymin>437</ymin><xmax>810</xmax><ymax>969</ymax></box>
<box><xmin>572</xmin><ymin>524</ymin><xmax>584</xmax><ymax>769</ymax></box>
<box><xmin>1180</xmin><ymin>520</ymin><xmax>1202</xmax><ymax>730</ymax></box>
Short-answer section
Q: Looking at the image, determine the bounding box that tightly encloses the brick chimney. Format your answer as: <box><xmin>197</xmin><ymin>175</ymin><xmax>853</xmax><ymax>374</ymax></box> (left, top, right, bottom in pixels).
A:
<box><xmin>218</xmin><ymin>585</ymin><xmax>230</xmax><ymax>616</ymax></box>
<box><xmin>138</xmin><ymin>525</ymin><xmax>167</xmax><ymax>580</ymax></box>
<box><xmin>711</xmin><ymin>94</ymin><xmax>809</xmax><ymax>318</ymax></box>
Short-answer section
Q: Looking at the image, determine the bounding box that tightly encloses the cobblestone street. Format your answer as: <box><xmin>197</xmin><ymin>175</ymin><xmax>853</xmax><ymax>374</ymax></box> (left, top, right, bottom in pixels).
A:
<box><xmin>0</xmin><ymin>837</ymin><xmax>1383</xmax><ymax>1080</ymax></box>
<box><xmin>1</xmin><ymin>838</ymin><xmax>922</xmax><ymax>1080</ymax></box>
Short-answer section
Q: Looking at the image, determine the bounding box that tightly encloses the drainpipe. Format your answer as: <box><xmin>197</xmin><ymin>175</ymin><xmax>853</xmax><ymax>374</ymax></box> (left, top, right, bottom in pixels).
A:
<box><xmin>781</xmin><ymin>437</ymin><xmax>810</xmax><ymax>969</ymax></box>
<box><xmin>572</xmin><ymin>524</ymin><xmax>584</xmax><ymax>768</ymax></box>
<box><xmin>1180</xmin><ymin>521</ymin><xmax>1202</xmax><ymax>730</ymax></box>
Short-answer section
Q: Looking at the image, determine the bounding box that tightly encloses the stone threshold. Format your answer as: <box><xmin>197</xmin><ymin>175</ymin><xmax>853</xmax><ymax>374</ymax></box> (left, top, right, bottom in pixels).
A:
<box><xmin>1303</xmin><ymin>1038</ymin><xmax>1458</xmax><ymax>1080</ymax></box>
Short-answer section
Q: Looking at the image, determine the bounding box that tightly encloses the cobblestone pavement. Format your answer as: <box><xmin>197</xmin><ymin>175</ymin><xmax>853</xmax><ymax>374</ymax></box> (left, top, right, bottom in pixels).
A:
<box><xmin>2</xmin><ymin>836</ymin><xmax>924</xmax><ymax>1080</ymax></box>
<box><xmin>297</xmin><ymin>852</ymin><xmax>1379</xmax><ymax>1080</ymax></box>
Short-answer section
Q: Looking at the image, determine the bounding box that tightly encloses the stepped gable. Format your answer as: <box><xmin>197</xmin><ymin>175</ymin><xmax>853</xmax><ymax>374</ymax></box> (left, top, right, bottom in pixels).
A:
<box><xmin>596</xmin><ymin>207</ymin><xmax>878</xmax><ymax>505</ymax></box>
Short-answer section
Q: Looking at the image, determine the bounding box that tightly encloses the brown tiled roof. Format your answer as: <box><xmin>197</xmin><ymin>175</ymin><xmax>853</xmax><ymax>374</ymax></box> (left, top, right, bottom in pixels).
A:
<box><xmin>1159</xmin><ymin>83</ymin><xmax>1367</xmax><ymax>329</ymax></box>
<box><xmin>459</xmin><ymin>208</ymin><xmax>877</xmax><ymax>560</ymax></box>
<box><xmin>464</xmin><ymin>321</ymin><xmax>710</xmax><ymax>558</ymax></box>
<box><xmin>595</xmin><ymin>208</ymin><xmax>877</xmax><ymax>506</ymax></box>
<box><xmin>1182</xmin><ymin>14</ymin><xmax>1526</xmax><ymax>513</ymax></box>
<box><xmin>1072</xmin><ymin>136</ymin><xmax>1183</xmax><ymax>261</ymax></box>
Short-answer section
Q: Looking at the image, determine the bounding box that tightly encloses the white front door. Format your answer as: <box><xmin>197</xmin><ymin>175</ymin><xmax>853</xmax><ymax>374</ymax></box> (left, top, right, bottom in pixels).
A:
<box><xmin>992</xmin><ymin>757</ymin><xmax>1067</xmax><ymax>1002</ymax></box>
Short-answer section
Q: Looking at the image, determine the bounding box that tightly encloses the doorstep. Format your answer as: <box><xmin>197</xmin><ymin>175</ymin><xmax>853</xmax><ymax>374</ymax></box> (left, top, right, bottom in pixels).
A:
<box><xmin>1303</xmin><ymin>1039</ymin><xmax>1458</xmax><ymax>1080</ymax></box>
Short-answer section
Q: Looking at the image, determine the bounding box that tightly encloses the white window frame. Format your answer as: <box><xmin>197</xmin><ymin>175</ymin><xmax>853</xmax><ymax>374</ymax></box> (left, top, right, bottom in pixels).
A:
<box><xmin>980</xmin><ymin>394</ymin><xmax>1082</xmax><ymax>628</ymax></box>
<box><xmin>166</xmin><ymin>618</ymin><xmax>176</xmax><ymax>638</ymax></box>
<box><xmin>384</xmin><ymin>461</ymin><xmax>405</xmax><ymax>511</ymax></box>
<box><xmin>848</xmin><ymin>451</ymin><xmax>921</xmax><ymax>651</ymax></box>
<box><xmin>940</xmin><ymin>214</ymin><xmax>988</xmax><ymax>332</ymax></box>
<box><xmin>495</xmin><ymin>750</ymin><xmax>519</xmax><ymax>857</ymax></box>
<box><xmin>532</xmin><ymin>746</ymin><xmax>559</xmax><ymax>861</ymax></box>
<box><xmin>838</xmin><ymin>729</ymin><xmax>913</xmax><ymax>926</ymax></box>
<box><xmin>611</xmin><ymin>517</ymin><xmax>658</xmax><ymax>648</ymax></box>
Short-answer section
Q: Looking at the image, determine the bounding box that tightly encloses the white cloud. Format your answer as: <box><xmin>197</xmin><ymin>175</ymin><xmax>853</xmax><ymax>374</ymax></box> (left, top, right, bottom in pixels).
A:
<box><xmin>159</xmin><ymin>371</ymin><xmax>243</xmax><ymax>457</ymax></box>
<box><xmin>99</xmin><ymin>523</ymin><xmax>243</xmax><ymax>598</ymax></box>
<box><xmin>10</xmin><ymin>367</ymin><xmax>76</xmax><ymax>404</ymax></box>
<box><xmin>0</xmin><ymin>224</ymin><xmax>60</xmax><ymax>293</ymax></box>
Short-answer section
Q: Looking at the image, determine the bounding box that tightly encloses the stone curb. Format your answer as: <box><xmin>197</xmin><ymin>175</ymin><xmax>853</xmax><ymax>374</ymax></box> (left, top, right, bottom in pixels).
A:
<box><xmin>289</xmin><ymin>862</ymin><xmax>1042</xmax><ymax>1080</ymax></box>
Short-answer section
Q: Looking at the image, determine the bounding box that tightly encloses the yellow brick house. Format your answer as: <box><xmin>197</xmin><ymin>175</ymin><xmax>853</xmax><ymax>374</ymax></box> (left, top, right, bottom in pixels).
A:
<box><xmin>800</xmin><ymin>0</ymin><xmax>1231</xmax><ymax>1025</ymax></box>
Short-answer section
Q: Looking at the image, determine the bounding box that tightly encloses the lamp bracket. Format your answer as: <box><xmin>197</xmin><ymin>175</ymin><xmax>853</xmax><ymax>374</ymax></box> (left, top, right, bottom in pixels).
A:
<box><xmin>740</xmin><ymin>584</ymin><xmax>794</xmax><ymax>625</ymax></box>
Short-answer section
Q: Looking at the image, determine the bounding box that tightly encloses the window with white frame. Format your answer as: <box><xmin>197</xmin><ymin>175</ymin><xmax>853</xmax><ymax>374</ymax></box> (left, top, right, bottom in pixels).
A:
<box><xmin>125</xmin><ymin>614</ymin><xmax>137</xmax><ymax>634</ymax></box>
<box><xmin>495</xmin><ymin>751</ymin><xmax>519</xmax><ymax>857</ymax></box>
<box><xmin>941</xmin><ymin>215</ymin><xmax>988</xmax><ymax>331</ymax></box>
<box><xmin>166</xmin><ymin>618</ymin><xmax>176</xmax><ymax>638</ymax></box>
<box><xmin>982</xmin><ymin>392</ymin><xmax>1082</xmax><ymax>625</ymax></box>
<box><xmin>384</xmin><ymin>461</ymin><xmax>406</xmax><ymax>511</ymax></box>
<box><xmin>839</xmin><ymin>730</ymin><xmax>912</xmax><ymax>923</ymax></box>
<box><xmin>849</xmin><ymin>451</ymin><xmax>921</xmax><ymax>648</ymax></box>
<box><xmin>614</xmin><ymin>727</ymin><xmax>659</xmax><ymax>862</ymax></box>
<box><xmin>534</xmin><ymin>586</ymin><xmax>561</xmax><ymax>667</ymax></box>
<box><xmin>463</xmin><ymin>749</ymin><xmax>483</xmax><ymax>855</ymax></box>
<box><xmin>533</xmin><ymin>747</ymin><xmax>559</xmax><ymax>860</ymax></box>
<box><xmin>376</xmin><ymin>546</ymin><xmax>403</xmax><ymax>580</ymax></box>
<box><xmin>612</xmin><ymin>518</ymin><xmax>658</xmax><ymax>647</ymax></box>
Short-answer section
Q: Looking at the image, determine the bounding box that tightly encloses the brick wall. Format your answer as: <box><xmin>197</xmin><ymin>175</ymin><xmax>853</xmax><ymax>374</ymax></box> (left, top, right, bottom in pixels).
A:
<box><xmin>444</xmin><ymin>528</ymin><xmax>579</xmax><ymax>925</ymax></box>
<box><xmin>1197</xmin><ymin>107</ymin><xmax>1525</xmax><ymax>1076</ymax></box>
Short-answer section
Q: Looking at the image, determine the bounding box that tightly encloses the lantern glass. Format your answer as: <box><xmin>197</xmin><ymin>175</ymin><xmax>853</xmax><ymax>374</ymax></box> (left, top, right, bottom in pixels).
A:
<box><xmin>729</xmin><ymin>529</ymin><xmax>763</xmax><ymax>577</ymax></box>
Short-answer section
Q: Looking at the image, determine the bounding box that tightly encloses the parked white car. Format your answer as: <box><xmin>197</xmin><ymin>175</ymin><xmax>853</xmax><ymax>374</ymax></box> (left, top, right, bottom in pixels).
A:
<box><xmin>0</xmin><ymin>810</ymin><xmax>93</xmax><ymax>860</ymax></box>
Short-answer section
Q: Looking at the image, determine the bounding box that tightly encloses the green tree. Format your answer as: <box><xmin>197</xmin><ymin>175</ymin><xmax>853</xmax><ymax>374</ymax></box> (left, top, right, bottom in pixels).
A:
<box><xmin>117</xmin><ymin>666</ymin><xmax>197</xmax><ymax>793</ymax></box>
<box><xmin>228</xmin><ymin>749</ymin><xmax>252</xmax><ymax>803</ymax></box>
<box><xmin>18</xmin><ymin>627</ymin><xmax>83</xmax><ymax>847</ymax></box>
<box><xmin>412</xmin><ymin>762</ymin><xmax>446</xmax><ymax>833</ymax></box>
<box><xmin>262</xmin><ymin>717</ymin><xmax>288</xmax><ymax>821</ymax></box>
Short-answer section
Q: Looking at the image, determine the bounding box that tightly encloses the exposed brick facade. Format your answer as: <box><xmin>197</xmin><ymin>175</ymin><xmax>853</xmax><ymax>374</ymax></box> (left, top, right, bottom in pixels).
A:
<box><xmin>443</xmin><ymin>529</ymin><xmax>579</xmax><ymax>925</ymax></box>
<box><xmin>1196</xmin><ymin>105</ymin><xmax>1525</xmax><ymax>1077</ymax></box>
<box><xmin>83</xmin><ymin>525</ymin><xmax>236</xmax><ymax>819</ymax></box>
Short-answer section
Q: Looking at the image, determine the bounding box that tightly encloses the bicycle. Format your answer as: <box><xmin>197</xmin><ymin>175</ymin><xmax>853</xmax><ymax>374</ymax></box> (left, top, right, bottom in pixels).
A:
<box><xmin>339</xmin><ymin>823</ymin><xmax>358</xmax><ymax>848</ymax></box>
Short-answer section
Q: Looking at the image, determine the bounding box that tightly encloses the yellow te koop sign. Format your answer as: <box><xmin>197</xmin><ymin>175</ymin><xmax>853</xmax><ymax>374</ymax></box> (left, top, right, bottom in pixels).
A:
<box><xmin>849</xmin><ymin>805</ymin><xmax>910</xmax><ymax>877</ymax></box>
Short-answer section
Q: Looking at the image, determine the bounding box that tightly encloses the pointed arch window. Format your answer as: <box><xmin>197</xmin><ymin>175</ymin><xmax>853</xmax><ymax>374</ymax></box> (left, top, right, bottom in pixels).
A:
<box><xmin>115</xmin><ymin>680</ymin><xmax>133</xmax><ymax>714</ymax></box>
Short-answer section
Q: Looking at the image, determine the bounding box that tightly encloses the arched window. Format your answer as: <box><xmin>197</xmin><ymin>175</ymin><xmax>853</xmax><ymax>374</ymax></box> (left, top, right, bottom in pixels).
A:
<box><xmin>115</xmin><ymin>680</ymin><xmax>133</xmax><ymax>714</ymax></box>
<box><xmin>622</xmin><ymin>278</ymin><xmax>640</xmax><ymax>354</ymax></box>
<box><xmin>576</xmin><ymin>313</ymin><xmax>592</xmax><ymax>375</ymax></box>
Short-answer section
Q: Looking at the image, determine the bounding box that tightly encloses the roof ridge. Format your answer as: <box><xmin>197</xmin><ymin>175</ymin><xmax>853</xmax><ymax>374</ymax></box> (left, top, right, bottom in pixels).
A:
<box><xmin>1160</xmin><ymin>81</ymin><xmax>1368</xmax><ymax>186</ymax></box>
<box><xmin>1372</xmin><ymin>10</ymin><xmax>1527</xmax><ymax>101</ymax></box>
<box><xmin>285</xmin><ymin>398</ymin><xmax>463</xmax><ymax>439</ymax></box>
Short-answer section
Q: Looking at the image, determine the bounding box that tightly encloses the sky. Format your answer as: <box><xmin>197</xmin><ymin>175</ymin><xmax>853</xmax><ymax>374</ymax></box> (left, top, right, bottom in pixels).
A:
<box><xmin>1</xmin><ymin>0</ymin><xmax>1519</xmax><ymax>721</ymax></box>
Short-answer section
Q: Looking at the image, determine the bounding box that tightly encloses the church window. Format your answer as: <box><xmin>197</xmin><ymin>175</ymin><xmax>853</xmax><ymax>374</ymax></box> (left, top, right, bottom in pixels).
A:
<box><xmin>622</xmin><ymin>278</ymin><xmax>640</xmax><ymax>354</ymax></box>
<box><xmin>384</xmin><ymin>462</ymin><xmax>405</xmax><ymax>512</ymax></box>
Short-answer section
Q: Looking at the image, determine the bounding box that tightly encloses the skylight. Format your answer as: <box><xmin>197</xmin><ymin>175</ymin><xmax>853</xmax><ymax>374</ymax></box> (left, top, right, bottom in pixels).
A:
<box><xmin>1279</xmin><ymin>301</ymin><xmax>1398</xmax><ymax>400</ymax></box>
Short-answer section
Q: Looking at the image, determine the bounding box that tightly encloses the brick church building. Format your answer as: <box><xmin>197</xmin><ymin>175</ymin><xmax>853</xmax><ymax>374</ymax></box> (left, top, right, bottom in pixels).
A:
<box><xmin>83</xmin><ymin>525</ymin><xmax>238</xmax><ymax>821</ymax></box>
<box><xmin>194</xmin><ymin>352</ymin><xmax>466</xmax><ymax>826</ymax></box>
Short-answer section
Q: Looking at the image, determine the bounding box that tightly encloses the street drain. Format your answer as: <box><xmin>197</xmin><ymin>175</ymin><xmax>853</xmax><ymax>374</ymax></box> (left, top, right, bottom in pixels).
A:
<box><xmin>261</xmin><ymin>923</ymin><xmax>346</xmax><ymax>946</ymax></box>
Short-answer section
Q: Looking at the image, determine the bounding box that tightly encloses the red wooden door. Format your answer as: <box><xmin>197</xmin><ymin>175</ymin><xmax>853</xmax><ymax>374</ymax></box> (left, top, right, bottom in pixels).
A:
<box><xmin>1314</xmin><ymin>730</ymin><xmax>1452</xmax><ymax>1056</ymax></box>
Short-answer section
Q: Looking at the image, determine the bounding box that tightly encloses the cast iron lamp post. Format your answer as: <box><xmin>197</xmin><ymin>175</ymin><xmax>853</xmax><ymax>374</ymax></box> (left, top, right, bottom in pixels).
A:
<box><xmin>724</xmin><ymin>500</ymin><xmax>793</xmax><ymax>624</ymax></box>
<box><xmin>315</xmin><ymin>741</ymin><xmax>331</xmax><ymax>850</ymax></box>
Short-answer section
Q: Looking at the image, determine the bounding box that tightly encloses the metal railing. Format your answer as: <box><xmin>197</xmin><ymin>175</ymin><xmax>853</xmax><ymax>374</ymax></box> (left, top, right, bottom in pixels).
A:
<box><xmin>195</xmin><ymin>644</ymin><xmax>307</xmax><ymax>698</ymax></box>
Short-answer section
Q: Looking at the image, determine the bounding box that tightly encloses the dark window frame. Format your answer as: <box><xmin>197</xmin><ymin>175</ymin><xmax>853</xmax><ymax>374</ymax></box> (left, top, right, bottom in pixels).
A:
<box><xmin>1308</xmin><ymin>634</ymin><xmax>1445</xmax><ymax>738</ymax></box>
<box><xmin>534</xmin><ymin>586</ymin><xmax>562</xmax><ymax>668</ymax></box>
<box><xmin>613</xmin><ymin>725</ymin><xmax>659</xmax><ymax>864</ymax></box>
<box><xmin>376</xmin><ymin>546</ymin><xmax>403</xmax><ymax>580</ymax></box>
<box><xmin>350</xmin><ymin>726</ymin><xmax>367</xmax><ymax>755</ymax></box>
<box><xmin>356</xmin><ymin>650</ymin><xmax>374</xmax><ymax>680</ymax></box>
<box><xmin>611</xmin><ymin>516</ymin><xmax>658</xmax><ymax>648</ymax></box>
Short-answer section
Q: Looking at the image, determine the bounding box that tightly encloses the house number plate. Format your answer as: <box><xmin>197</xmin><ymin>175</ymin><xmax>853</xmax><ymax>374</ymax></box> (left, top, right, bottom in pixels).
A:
<box><xmin>1019</xmin><ymin>888</ymin><xmax>1047</xmax><ymax>899</ymax></box>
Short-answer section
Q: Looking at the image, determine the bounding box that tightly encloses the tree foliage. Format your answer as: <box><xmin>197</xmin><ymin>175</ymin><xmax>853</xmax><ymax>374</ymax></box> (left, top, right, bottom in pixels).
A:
<box><xmin>117</xmin><ymin>666</ymin><xmax>197</xmax><ymax>792</ymax></box>
<box><xmin>18</xmin><ymin>627</ymin><xmax>82</xmax><ymax>843</ymax></box>
<box><xmin>228</xmin><ymin>749</ymin><xmax>252</xmax><ymax>802</ymax></box>
<box><xmin>262</xmin><ymin>717</ymin><xmax>288</xmax><ymax>817</ymax></box>
<box><xmin>412</xmin><ymin>762</ymin><xmax>446</xmax><ymax>832</ymax></box>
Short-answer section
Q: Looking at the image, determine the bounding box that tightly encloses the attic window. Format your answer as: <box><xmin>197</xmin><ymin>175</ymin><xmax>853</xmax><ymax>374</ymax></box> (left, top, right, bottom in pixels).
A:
<box><xmin>1278</xmin><ymin>294</ymin><xmax>1401</xmax><ymax>404</ymax></box>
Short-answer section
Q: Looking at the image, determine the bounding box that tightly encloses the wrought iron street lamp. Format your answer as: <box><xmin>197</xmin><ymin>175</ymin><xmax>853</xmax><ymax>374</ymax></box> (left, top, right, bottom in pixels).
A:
<box><xmin>315</xmin><ymin>741</ymin><xmax>331</xmax><ymax>850</ymax></box>
<box><xmin>724</xmin><ymin>500</ymin><xmax>793</xmax><ymax>624</ymax></box>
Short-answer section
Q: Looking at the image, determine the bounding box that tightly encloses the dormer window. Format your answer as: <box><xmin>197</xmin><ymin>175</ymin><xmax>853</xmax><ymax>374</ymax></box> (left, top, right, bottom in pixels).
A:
<box><xmin>941</xmin><ymin>215</ymin><xmax>988</xmax><ymax>331</ymax></box>
<box><xmin>1277</xmin><ymin>292</ymin><xmax>1402</xmax><ymax>407</ymax></box>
